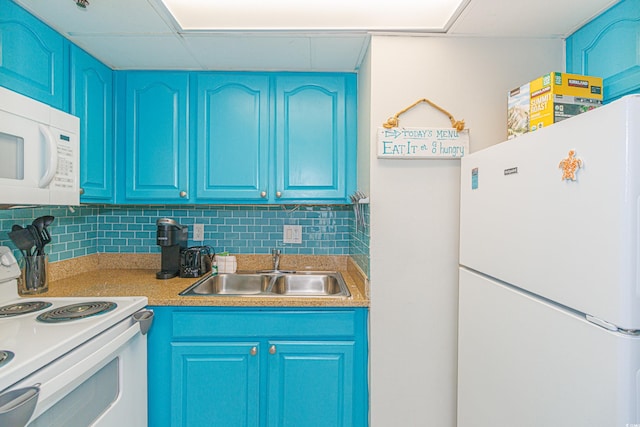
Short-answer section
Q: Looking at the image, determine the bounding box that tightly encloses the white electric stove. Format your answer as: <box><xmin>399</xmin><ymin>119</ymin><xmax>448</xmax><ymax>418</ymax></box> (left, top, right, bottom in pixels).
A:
<box><xmin>0</xmin><ymin>246</ymin><xmax>151</xmax><ymax>426</ymax></box>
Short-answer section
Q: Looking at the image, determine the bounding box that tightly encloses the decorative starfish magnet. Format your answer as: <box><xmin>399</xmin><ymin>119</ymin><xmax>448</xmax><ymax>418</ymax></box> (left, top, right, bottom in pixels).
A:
<box><xmin>558</xmin><ymin>150</ymin><xmax>583</xmax><ymax>181</ymax></box>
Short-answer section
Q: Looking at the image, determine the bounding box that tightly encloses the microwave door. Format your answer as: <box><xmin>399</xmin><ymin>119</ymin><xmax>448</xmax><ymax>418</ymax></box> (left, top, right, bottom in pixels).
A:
<box><xmin>0</xmin><ymin>111</ymin><xmax>50</xmax><ymax>205</ymax></box>
<box><xmin>0</xmin><ymin>130</ymin><xmax>24</xmax><ymax>181</ymax></box>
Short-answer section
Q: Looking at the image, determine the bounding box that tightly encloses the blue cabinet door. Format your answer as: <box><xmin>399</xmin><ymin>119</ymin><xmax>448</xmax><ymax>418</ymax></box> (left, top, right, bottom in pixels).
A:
<box><xmin>274</xmin><ymin>74</ymin><xmax>356</xmax><ymax>203</ymax></box>
<box><xmin>171</xmin><ymin>342</ymin><xmax>261</xmax><ymax>427</ymax></box>
<box><xmin>566</xmin><ymin>0</ymin><xmax>640</xmax><ymax>102</ymax></box>
<box><xmin>148</xmin><ymin>307</ymin><xmax>369</xmax><ymax>427</ymax></box>
<box><xmin>0</xmin><ymin>0</ymin><xmax>67</xmax><ymax>110</ymax></box>
<box><xmin>267</xmin><ymin>341</ymin><xmax>356</xmax><ymax>427</ymax></box>
<box><xmin>195</xmin><ymin>73</ymin><xmax>270</xmax><ymax>201</ymax></box>
<box><xmin>123</xmin><ymin>72</ymin><xmax>190</xmax><ymax>202</ymax></box>
<box><xmin>71</xmin><ymin>46</ymin><xmax>114</xmax><ymax>202</ymax></box>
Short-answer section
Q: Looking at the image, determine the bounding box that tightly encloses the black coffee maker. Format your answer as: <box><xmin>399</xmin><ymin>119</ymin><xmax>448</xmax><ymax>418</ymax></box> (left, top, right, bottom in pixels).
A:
<box><xmin>156</xmin><ymin>218</ymin><xmax>188</xmax><ymax>279</ymax></box>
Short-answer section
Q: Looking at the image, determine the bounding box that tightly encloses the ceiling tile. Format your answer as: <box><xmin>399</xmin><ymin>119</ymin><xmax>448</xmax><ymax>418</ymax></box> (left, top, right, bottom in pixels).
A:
<box><xmin>11</xmin><ymin>0</ymin><xmax>619</xmax><ymax>71</ymax></box>
<box><xmin>449</xmin><ymin>0</ymin><xmax>618</xmax><ymax>37</ymax></box>
<box><xmin>182</xmin><ymin>35</ymin><xmax>312</xmax><ymax>71</ymax></box>
<box><xmin>15</xmin><ymin>0</ymin><xmax>172</xmax><ymax>34</ymax></box>
<box><xmin>70</xmin><ymin>35</ymin><xmax>200</xmax><ymax>69</ymax></box>
<box><xmin>310</xmin><ymin>36</ymin><xmax>370</xmax><ymax>71</ymax></box>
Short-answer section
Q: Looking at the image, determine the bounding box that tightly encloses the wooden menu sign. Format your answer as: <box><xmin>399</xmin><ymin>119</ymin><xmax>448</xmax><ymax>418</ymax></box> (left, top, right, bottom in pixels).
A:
<box><xmin>377</xmin><ymin>127</ymin><xmax>469</xmax><ymax>159</ymax></box>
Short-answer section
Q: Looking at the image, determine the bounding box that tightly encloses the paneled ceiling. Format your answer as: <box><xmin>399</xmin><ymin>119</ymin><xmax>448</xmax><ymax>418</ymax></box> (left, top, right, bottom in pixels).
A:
<box><xmin>14</xmin><ymin>0</ymin><xmax>618</xmax><ymax>71</ymax></box>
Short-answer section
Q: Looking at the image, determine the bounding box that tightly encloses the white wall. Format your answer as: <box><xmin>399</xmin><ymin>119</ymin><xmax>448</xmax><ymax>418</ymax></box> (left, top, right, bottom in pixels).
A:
<box><xmin>363</xmin><ymin>35</ymin><xmax>563</xmax><ymax>426</ymax></box>
<box><xmin>357</xmin><ymin>37</ymin><xmax>372</xmax><ymax>196</ymax></box>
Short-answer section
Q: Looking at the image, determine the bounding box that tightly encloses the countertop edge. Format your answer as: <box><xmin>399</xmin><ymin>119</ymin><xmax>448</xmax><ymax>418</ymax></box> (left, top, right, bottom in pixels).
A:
<box><xmin>40</xmin><ymin>254</ymin><xmax>369</xmax><ymax>308</ymax></box>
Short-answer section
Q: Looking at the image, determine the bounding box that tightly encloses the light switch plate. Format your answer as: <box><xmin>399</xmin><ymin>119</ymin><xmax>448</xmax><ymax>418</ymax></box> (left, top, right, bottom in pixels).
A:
<box><xmin>283</xmin><ymin>225</ymin><xmax>302</xmax><ymax>244</ymax></box>
<box><xmin>193</xmin><ymin>224</ymin><xmax>205</xmax><ymax>241</ymax></box>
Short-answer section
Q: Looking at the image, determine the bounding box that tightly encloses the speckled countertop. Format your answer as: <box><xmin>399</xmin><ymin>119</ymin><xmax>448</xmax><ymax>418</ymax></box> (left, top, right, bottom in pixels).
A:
<box><xmin>38</xmin><ymin>253</ymin><xmax>369</xmax><ymax>307</ymax></box>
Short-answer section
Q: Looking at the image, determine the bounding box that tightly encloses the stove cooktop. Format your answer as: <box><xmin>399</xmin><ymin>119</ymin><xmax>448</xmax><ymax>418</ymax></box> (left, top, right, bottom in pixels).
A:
<box><xmin>0</xmin><ymin>301</ymin><xmax>52</xmax><ymax>318</ymax></box>
<box><xmin>0</xmin><ymin>296</ymin><xmax>147</xmax><ymax>392</ymax></box>
<box><xmin>0</xmin><ymin>247</ymin><xmax>148</xmax><ymax>392</ymax></box>
<box><xmin>36</xmin><ymin>301</ymin><xmax>118</xmax><ymax>323</ymax></box>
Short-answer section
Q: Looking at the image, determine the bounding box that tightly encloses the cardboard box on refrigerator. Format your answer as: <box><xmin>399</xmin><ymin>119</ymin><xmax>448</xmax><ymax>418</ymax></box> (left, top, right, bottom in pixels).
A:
<box><xmin>529</xmin><ymin>72</ymin><xmax>603</xmax><ymax>132</ymax></box>
<box><xmin>507</xmin><ymin>83</ymin><xmax>530</xmax><ymax>139</ymax></box>
<box><xmin>507</xmin><ymin>72</ymin><xmax>603</xmax><ymax>139</ymax></box>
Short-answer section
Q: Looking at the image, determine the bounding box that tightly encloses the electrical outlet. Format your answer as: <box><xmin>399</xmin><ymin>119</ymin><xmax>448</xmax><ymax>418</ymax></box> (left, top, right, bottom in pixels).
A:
<box><xmin>283</xmin><ymin>225</ymin><xmax>302</xmax><ymax>244</ymax></box>
<box><xmin>193</xmin><ymin>224</ymin><xmax>205</xmax><ymax>241</ymax></box>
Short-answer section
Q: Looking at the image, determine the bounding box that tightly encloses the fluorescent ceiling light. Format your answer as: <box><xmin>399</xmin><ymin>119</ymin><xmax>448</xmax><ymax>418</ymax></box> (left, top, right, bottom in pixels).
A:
<box><xmin>160</xmin><ymin>0</ymin><xmax>468</xmax><ymax>32</ymax></box>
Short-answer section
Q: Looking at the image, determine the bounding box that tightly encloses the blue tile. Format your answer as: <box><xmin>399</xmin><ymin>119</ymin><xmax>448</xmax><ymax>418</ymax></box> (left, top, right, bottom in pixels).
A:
<box><xmin>0</xmin><ymin>204</ymin><xmax>366</xmax><ymax>261</ymax></box>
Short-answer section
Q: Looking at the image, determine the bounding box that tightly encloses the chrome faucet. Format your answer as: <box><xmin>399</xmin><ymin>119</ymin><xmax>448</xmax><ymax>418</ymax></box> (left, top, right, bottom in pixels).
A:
<box><xmin>271</xmin><ymin>248</ymin><xmax>281</xmax><ymax>271</ymax></box>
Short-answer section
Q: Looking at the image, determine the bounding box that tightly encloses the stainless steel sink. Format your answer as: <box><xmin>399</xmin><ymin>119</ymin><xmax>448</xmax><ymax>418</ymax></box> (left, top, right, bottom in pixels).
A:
<box><xmin>180</xmin><ymin>271</ymin><xmax>351</xmax><ymax>297</ymax></box>
<box><xmin>268</xmin><ymin>274</ymin><xmax>346</xmax><ymax>296</ymax></box>
<box><xmin>182</xmin><ymin>273</ymin><xmax>270</xmax><ymax>295</ymax></box>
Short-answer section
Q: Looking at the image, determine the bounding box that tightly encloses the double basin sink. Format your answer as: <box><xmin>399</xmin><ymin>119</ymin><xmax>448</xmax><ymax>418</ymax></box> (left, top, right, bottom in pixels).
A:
<box><xmin>180</xmin><ymin>271</ymin><xmax>351</xmax><ymax>298</ymax></box>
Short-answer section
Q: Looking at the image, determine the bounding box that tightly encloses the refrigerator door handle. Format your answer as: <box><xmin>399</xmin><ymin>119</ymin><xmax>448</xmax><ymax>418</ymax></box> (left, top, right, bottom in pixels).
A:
<box><xmin>585</xmin><ymin>315</ymin><xmax>618</xmax><ymax>332</ymax></box>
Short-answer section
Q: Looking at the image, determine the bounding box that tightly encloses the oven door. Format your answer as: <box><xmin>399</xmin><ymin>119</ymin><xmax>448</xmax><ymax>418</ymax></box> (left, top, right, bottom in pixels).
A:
<box><xmin>3</xmin><ymin>314</ymin><xmax>148</xmax><ymax>427</ymax></box>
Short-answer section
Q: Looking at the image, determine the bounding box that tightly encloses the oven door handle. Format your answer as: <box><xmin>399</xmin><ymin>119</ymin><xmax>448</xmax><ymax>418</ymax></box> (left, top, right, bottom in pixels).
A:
<box><xmin>0</xmin><ymin>385</ymin><xmax>40</xmax><ymax>427</ymax></box>
<box><xmin>133</xmin><ymin>309</ymin><xmax>154</xmax><ymax>335</ymax></box>
<box><xmin>31</xmin><ymin>325</ymin><xmax>140</xmax><ymax>419</ymax></box>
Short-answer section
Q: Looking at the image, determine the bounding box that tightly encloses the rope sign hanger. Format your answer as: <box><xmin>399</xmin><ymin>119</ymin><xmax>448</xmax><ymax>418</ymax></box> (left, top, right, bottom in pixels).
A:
<box><xmin>377</xmin><ymin>98</ymin><xmax>469</xmax><ymax>159</ymax></box>
<box><xmin>382</xmin><ymin>98</ymin><xmax>465</xmax><ymax>131</ymax></box>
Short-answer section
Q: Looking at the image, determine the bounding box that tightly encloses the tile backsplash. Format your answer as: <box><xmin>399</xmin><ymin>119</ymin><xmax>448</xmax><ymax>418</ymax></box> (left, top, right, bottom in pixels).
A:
<box><xmin>0</xmin><ymin>204</ymin><xmax>370</xmax><ymax>275</ymax></box>
<box><xmin>0</xmin><ymin>205</ymin><xmax>100</xmax><ymax>262</ymax></box>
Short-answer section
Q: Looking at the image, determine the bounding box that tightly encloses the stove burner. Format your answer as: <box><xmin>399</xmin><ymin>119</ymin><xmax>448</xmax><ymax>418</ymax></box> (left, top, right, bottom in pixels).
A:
<box><xmin>0</xmin><ymin>301</ymin><xmax>53</xmax><ymax>317</ymax></box>
<box><xmin>37</xmin><ymin>302</ymin><xmax>117</xmax><ymax>323</ymax></box>
<box><xmin>0</xmin><ymin>350</ymin><xmax>14</xmax><ymax>368</ymax></box>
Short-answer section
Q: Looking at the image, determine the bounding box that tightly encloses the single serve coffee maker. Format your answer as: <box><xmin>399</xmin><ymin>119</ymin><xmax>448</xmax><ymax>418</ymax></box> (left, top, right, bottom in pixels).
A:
<box><xmin>156</xmin><ymin>218</ymin><xmax>188</xmax><ymax>279</ymax></box>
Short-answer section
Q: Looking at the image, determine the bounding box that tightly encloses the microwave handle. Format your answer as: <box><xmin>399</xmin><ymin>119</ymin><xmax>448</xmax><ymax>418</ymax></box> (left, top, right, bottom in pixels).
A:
<box><xmin>38</xmin><ymin>125</ymin><xmax>58</xmax><ymax>188</ymax></box>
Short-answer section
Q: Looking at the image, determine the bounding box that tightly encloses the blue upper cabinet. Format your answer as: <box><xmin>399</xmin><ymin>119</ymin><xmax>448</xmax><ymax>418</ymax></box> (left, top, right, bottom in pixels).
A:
<box><xmin>122</xmin><ymin>72</ymin><xmax>190</xmax><ymax>203</ymax></box>
<box><xmin>0</xmin><ymin>0</ymin><xmax>67</xmax><ymax>110</ymax></box>
<box><xmin>275</xmin><ymin>74</ymin><xmax>356</xmax><ymax>203</ymax></box>
<box><xmin>71</xmin><ymin>46</ymin><xmax>114</xmax><ymax>202</ymax></box>
<box><xmin>195</xmin><ymin>73</ymin><xmax>270</xmax><ymax>201</ymax></box>
<box><xmin>194</xmin><ymin>72</ymin><xmax>356</xmax><ymax>204</ymax></box>
<box><xmin>566</xmin><ymin>0</ymin><xmax>640</xmax><ymax>102</ymax></box>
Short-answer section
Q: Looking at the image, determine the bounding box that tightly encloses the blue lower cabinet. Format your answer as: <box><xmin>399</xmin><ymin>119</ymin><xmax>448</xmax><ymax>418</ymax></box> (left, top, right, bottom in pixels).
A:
<box><xmin>171</xmin><ymin>342</ymin><xmax>261</xmax><ymax>427</ymax></box>
<box><xmin>148</xmin><ymin>307</ymin><xmax>369</xmax><ymax>427</ymax></box>
<box><xmin>267</xmin><ymin>341</ymin><xmax>355</xmax><ymax>427</ymax></box>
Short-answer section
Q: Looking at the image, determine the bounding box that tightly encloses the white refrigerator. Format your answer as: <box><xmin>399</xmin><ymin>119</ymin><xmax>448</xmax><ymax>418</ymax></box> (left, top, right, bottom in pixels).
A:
<box><xmin>458</xmin><ymin>94</ymin><xmax>640</xmax><ymax>426</ymax></box>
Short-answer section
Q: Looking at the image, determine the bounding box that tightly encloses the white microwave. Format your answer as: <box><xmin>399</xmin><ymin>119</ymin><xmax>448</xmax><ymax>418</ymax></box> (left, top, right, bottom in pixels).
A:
<box><xmin>0</xmin><ymin>86</ymin><xmax>79</xmax><ymax>207</ymax></box>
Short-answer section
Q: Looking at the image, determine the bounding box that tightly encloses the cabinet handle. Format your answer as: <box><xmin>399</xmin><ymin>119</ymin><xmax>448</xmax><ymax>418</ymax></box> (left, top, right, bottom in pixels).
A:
<box><xmin>179</xmin><ymin>191</ymin><xmax>187</xmax><ymax>198</ymax></box>
<box><xmin>260</xmin><ymin>191</ymin><xmax>267</xmax><ymax>198</ymax></box>
<box><xmin>250</xmin><ymin>347</ymin><xmax>257</xmax><ymax>356</ymax></box>
<box><xmin>269</xmin><ymin>345</ymin><xmax>276</xmax><ymax>355</ymax></box>
<box><xmin>276</xmin><ymin>191</ymin><xmax>282</xmax><ymax>198</ymax></box>
<box><xmin>79</xmin><ymin>188</ymin><xmax>85</xmax><ymax>195</ymax></box>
